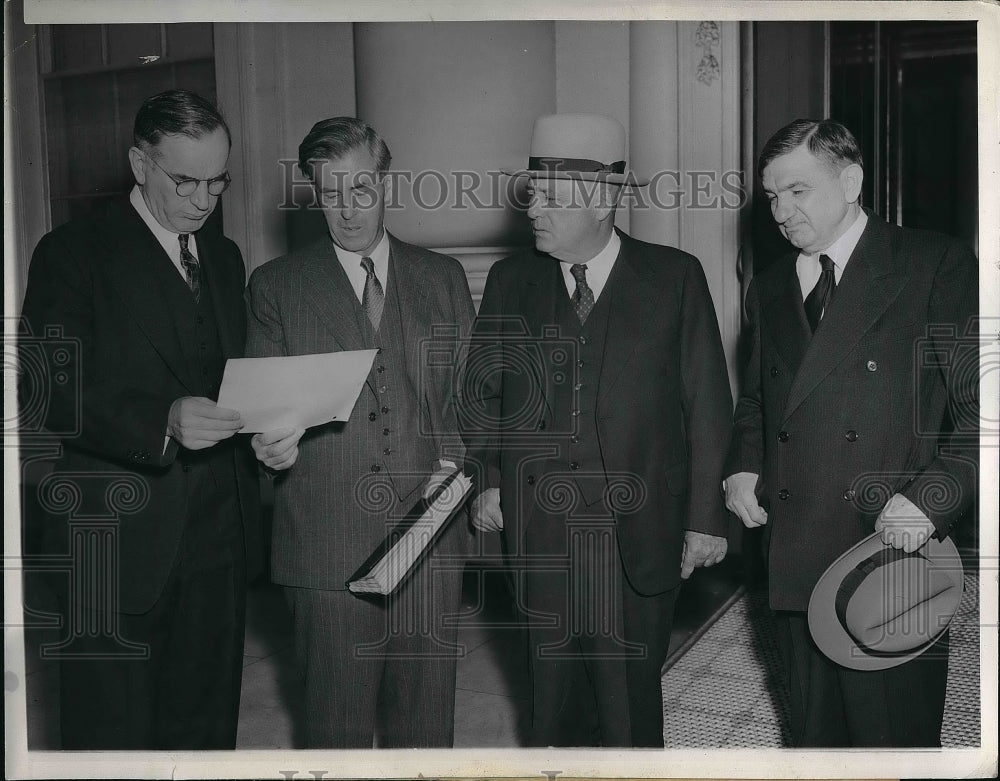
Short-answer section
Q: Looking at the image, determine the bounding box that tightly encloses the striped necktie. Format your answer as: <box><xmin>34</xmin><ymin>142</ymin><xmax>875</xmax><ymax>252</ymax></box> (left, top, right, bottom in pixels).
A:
<box><xmin>178</xmin><ymin>233</ymin><xmax>201</xmax><ymax>303</ymax></box>
<box><xmin>360</xmin><ymin>255</ymin><xmax>385</xmax><ymax>331</ymax></box>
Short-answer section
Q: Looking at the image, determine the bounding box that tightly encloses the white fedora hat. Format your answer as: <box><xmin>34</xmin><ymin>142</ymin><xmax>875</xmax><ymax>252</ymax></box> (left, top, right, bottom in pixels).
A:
<box><xmin>807</xmin><ymin>532</ymin><xmax>964</xmax><ymax>671</ymax></box>
<box><xmin>501</xmin><ymin>113</ymin><xmax>649</xmax><ymax>187</ymax></box>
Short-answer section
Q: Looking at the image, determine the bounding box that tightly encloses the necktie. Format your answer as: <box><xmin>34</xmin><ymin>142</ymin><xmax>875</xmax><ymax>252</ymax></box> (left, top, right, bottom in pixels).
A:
<box><xmin>178</xmin><ymin>233</ymin><xmax>201</xmax><ymax>303</ymax></box>
<box><xmin>803</xmin><ymin>253</ymin><xmax>836</xmax><ymax>333</ymax></box>
<box><xmin>570</xmin><ymin>264</ymin><xmax>595</xmax><ymax>324</ymax></box>
<box><xmin>360</xmin><ymin>256</ymin><xmax>385</xmax><ymax>331</ymax></box>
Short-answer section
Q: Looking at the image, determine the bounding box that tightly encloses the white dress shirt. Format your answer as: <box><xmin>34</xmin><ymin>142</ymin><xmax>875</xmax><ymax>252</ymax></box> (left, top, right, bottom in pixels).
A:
<box><xmin>795</xmin><ymin>209</ymin><xmax>868</xmax><ymax>299</ymax></box>
<box><xmin>559</xmin><ymin>231</ymin><xmax>621</xmax><ymax>303</ymax></box>
<box><xmin>129</xmin><ymin>185</ymin><xmax>197</xmax><ymax>278</ymax></box>
<box><xmin>333</xmin><ymin>230</ymin><xmax>390</xmax><ymax>303</ymax></box>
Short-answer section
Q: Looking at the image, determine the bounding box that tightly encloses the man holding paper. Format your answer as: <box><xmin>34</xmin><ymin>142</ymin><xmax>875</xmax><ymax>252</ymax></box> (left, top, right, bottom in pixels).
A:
<box><xmin>245</xmin><ymin>117</ymin><xmax>476</xmax><ymax>748</ymax></box>
<box><xmin>18</xmin><ymin>90</ymin><xmax>261</xmax><ymax>748</ymax></box>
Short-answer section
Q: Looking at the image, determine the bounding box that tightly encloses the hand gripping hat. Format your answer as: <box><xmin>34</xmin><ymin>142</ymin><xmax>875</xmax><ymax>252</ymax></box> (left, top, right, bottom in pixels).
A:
<box><xmin>807</xmin><ymin>532</ymin><xmax>964</xmax><ymax>671</ymax></box>
<box><xmin>501</xmin><ymin>113</ymin><xmax>649</xmax><ymax>187</ymax></box>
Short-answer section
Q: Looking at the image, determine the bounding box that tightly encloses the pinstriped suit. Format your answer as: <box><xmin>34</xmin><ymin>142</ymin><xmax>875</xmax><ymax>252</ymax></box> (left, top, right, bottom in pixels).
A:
<box><xmin>245</xmin><ymin>232</ymin><xmax>475</xmax><ymax>747</ymax></box>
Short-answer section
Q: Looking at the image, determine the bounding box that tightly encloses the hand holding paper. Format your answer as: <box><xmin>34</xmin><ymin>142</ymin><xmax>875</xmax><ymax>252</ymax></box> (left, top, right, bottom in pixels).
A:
<box><xmin>217</xmin><ymin>350</ymin><xmax>378</xmax><ymax>433</ymax></box>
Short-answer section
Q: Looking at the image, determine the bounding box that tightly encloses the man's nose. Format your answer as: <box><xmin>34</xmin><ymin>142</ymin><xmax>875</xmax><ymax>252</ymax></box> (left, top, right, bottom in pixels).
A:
<box><xmin>771</xmin><ymin>196</ymin><xmax>793</xmax><ymax>223</ymax></box>
<box><xmin>190</xmin><ymin>181</ymin><xmax>211</xmax><ymax>211</ymax></box>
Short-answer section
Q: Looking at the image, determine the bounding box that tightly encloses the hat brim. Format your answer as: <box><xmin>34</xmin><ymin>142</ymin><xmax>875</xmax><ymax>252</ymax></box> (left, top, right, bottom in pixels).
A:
<box><xmin>807</xmin><ymin>532</ymin><xmax>963</xmax><ymax>671</ymax></box>
<box><xmin>500</xmin><ymin>167</ymin><xmax>650</xmax><ymax>187</ymax></box>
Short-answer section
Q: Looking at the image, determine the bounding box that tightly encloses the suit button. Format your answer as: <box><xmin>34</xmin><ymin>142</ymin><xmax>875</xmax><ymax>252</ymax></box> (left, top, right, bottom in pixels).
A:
<box><xmin>371</xmin><ymin>464</ymin><xmax>381</xmax><ymax>473</ymax></box>
<box><xmin>571</xmin><ymin>409</ymin><xmax>581</xmax><ymax>417</ymax></box>
<box><xmin>369</xmin><ymin>412</ymin><xmax>377</xmax><ymax>421</ymax></box>
<box><xmin>777</xmin><ymin>430</ymin><xmax>789</xmax><ymax>443</ymax></box>
<box><xmin>770</xmin><ymin>367</ymin><xmax>780</xmax><ymax>377</ymax></box>
<box><xmin>381</xmin><ymin>406</ymin><xmax>390</xmax><ymax>414</ymax></box>
<box><xmin>573</xmin><ymin>383</ymin><xmax>583</xmax><ymax>391</ymax></box>
<box><xmin>382</xmin><ymin>428</ymin><xmax>390</xmax><ymax>436</ymax></box>
<box><xmin>570</xmin><ymin>435</ymin><xmax>579</xmax><ymax>444</ymax></box>
<box><xmin>196</xmin><ymin>316</ymin><xmax>204</xmax><ymax>325</ymax></box>
<box><xmin>383</xmin><ymin>448</ymin><xmax>391</xmax><ymax>456</ymax></box>
<box><xmin>845</xmin><ymin>430</ymin><xmax>858</xmax><ymax>442</ymax></box>
<box><xmin>377</xmin><ymin>348</ymin><xmax>383</xmax><ymax>354</ymax></box>
<box><xmin>537</xmin><ymin>420</ymin><xmax>546</xmax><ymax>430</ymax></box>
<box><xmin>577</xmin><ymin>360</ymin><xmax>585</xmax><ymax>368</ymax></box>
<box><xmin>843</xmin><ymin>489</ymin><xmax>856</xmax><ymax>501</ymax></box>
<box><xmin>376</xmin><ymin>366</ymin><xmax>385</xmax><ymax>373</ymax></box>
<box><xmin>778</xmin><ymin>488</ymin><xmax>790</xmax><ymax>500</ymax></box>
<box><xmin>579</xmin><ymin>335</ymin><xmax>588</xmax><ymax>345</ymax></box>
<box><xmin>526</xmin><ymin>475</ymin><xmax>536</xmax><ymax>486</ymax></box>
<box><xmin>866</xmin><ymin>360</ymin><xmax>878</xmax><ymax>372</ymax></box>
<box><xmin>379</xmin><ymin>385</ymin><xmax>388</xmax><ymax>393</ymax></box>
<box><xmin>570</xmin><ymin>461</ymin><xmax>580</xmax><ymax>470</ymax></box>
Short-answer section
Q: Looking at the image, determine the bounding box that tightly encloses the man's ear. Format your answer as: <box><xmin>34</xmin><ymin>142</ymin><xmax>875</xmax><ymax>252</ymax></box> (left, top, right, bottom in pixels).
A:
<box><xmin>593</xmin><ymin>183</ymin><xmax>621</xmax><ymax>223</ymax></box>
<box><xmin>841</xmin><ymin>163</ymin><xmax>863</xmax><ymax>204</ymax></box>
<box><xmin>381</xmin><ymin>170</ymin><xmax>393</xmax><ymax>205</ymax></box>
<box><xmin>128</xmin><ymin>146</ymin><xmax>147</xmax><ymax>186</ymax></box>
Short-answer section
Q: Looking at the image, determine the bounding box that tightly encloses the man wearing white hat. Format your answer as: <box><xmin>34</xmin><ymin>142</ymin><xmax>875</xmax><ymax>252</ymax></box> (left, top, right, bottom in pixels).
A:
<box><xmin>462</xmin><ymin>113</ymin><xmax>733</xmax><ymax>746</ymax></box>
<box><xmin>724</xmin><ymin>118</ymin><xmax>978</xmax><ymax>746</ymax></box>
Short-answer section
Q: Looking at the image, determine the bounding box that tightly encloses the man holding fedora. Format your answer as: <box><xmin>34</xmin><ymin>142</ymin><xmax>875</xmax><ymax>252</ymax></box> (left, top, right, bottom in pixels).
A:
<box><xmin>724</xmin><ymin>118</ymin><xmax>978</xmax><ymax>746</ymax></box>
<box><xmin>462</xmin><ymin>113</ymin><xmax>733</xmax><ymax>746</ymax></box>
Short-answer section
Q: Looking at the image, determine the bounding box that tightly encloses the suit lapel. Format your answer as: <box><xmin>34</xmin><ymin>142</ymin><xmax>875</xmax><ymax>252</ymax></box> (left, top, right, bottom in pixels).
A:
<box><xmin>298</xmin><ymin>238</ymin><xmax>367</xmax><ymax>352</ymax></box>
<box><xmin>761</xmin><ymin>256</ymin><xmax>811</xmax><ymax>377</ymax></box>
<box><xmin>388</xmin><ymin>236</ymin><xmax>437</xmax><ymax>403</ymax></box>
<box><xmin>101</xmin><ymin>202</ymin><xmax>200</xmax><ymax>393</ymax></box>
<box><xmin>783</xmin><ymin>216</ymin><xmax>907</xmax><ymax>419</ymax></box>
<box><xmin>597</xmin><ymin>236</ymin><xmax>656</xmax><ymax>409</ymax></box>
<box><xmin>196</xmin><ymin>229</ymin><xmax>241</xmax><ymax>358</ymax></box>
<box><xmin>519</xmin><ymin>253</ymin><xmax>561</xmax><ymax>415</ymax></box>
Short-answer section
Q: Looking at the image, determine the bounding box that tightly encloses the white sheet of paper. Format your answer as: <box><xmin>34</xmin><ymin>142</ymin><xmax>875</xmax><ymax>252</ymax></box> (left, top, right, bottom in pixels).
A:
<box><xmin>217</xmin><ymin>350</ymin><xmax>378</xmax><ymax>433</ymax></box>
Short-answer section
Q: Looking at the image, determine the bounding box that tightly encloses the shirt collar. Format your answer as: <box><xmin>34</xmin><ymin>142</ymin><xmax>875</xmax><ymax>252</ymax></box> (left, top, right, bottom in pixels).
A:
<box><xmin>332</xmin><ymin>228</ymin><xmax>390</xmax><ymax>279</ymax></box>
<box><xmin>566</xmin><ymin>230</ymin><xmax>620</xmax><ymax>270</ymax></box>
<box><xmin>129</xmin><ymin>185</ymin><xmax>195</xmax><ymax>258</ymax></box>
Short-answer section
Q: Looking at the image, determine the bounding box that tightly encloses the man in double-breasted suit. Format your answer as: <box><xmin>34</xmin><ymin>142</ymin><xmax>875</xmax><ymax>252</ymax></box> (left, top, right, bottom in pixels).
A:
<box><xmin>245</xmin><ymin>117</ymin><xmax>475</xmax><ymax>747</ymax></box>
<box><xmin>19</xmin><ymin>90</ymin><xmax>262</xmax><ymax>748</ymax></box>
<box><xmin>463</xmin><ymin>114</ymin><xmax>733</xmax><ymax>746</ymax></box>
<box><xmin>725</xmin><ymin>119</ymin><xmax>978</xmax><ymax>746</ymax></box>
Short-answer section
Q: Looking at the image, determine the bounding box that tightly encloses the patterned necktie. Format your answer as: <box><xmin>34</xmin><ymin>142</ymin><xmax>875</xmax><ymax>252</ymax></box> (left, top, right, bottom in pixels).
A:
<box><xmin>570</xmin><ymin>264</ymin><xmax>595</xmax><ymax>324</ymax></box>
<box><xmin>360</xmin><ymin>256</ymin><xmax>385</xmax><ymax>331</ymax></box>
<box><xmin>803</xmin><ymin>253</ymin><xmax>836</xmax><ymax>333</ymax></box>
<box><xmin>177</xmin><ymin>233</ymin><xmax>201</xmax><ymax>303</ymax></box>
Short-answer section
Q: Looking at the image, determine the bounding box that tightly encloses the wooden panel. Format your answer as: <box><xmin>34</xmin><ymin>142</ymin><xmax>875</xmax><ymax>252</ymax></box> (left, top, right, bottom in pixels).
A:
<box><xmin>166</xmin><ymin>22</ymin><xmax>215</xmax><ymax>61</ymax></box>
<box><xmin>106</xmin><ymin>24</ymin><xmax>162</xmax><ymax>68</ymax></box>
<box><xmin>50</xmin><ymin>24</ymin><xmax>103</xmax><ymax>72</ymax></box>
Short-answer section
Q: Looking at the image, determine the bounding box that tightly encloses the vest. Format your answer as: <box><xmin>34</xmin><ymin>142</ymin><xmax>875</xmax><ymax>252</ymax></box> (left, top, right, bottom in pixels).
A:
<box><xmin>546</xmin><ymin>268</ymin><xmax>614</xmax><ymax>506</ymax></box>
<box><xmin>356</xmin><ymin>253</ymin><xmax>438</xmax><ymax>502</ymax></box>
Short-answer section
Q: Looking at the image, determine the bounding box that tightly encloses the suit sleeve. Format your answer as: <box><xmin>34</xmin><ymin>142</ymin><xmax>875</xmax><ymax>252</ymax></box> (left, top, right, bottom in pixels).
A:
<box><xmin>900</xmin><ymin>239</ymin><xmax>979</xmax><ymax>537</ymax></box>
<box><xmin>724</xmin><ymin>278</ymin><xmax>766</xmax><ymax>480</ymax></box>
<box><xmin>679</xmin><ymin>258</ymin><xmax>735</xmax><ymax>537</ymax></box>
<box><xmin>458</xmin><ymin>262</ymin><xmax>506</xmax><ymax>495</ymax></box>
<box><xmin>434</xmin><ymin>259</ymin><xmax>477</xmax><ymax>468</ymax></box>
<box><xmin>244</xmin><ymin>266</ymin><xmax>287</xmax><ymax>360</ymax></box>
<box><xmin>19</xmin><ymin>230</ymin><xmax>179</xmax><ymax>467</ymax></box>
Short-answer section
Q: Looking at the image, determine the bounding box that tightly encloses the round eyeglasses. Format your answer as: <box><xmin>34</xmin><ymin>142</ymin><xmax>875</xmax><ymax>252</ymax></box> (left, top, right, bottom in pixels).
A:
<box><xmin>146</xmin><ymin>153</ymin><xmax>231</xmax><ymax>197</ymax></box>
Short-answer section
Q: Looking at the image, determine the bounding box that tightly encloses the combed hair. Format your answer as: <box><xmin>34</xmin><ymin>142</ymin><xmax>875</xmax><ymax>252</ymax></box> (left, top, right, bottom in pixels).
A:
<box><xmin>133</xmin><ymin>89</ymin><xmax>230</xmax><ymax>150</ymax></box>
<box><xmin>758</xmin><ymin>119</ymin><xmax>863</xmax><ymax>177</ymax></box>
<box><xmin>297</xmin><ymin>117</ymin><xmax>392</xmax><ymax>180</ymax></box>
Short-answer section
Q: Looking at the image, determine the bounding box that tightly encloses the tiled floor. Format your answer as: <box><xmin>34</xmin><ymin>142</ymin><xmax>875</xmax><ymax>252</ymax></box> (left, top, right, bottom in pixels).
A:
<box><xmin>22</xmin><ymin>558</ymin><xmax>981</xmax><ymax>749</ymax></box>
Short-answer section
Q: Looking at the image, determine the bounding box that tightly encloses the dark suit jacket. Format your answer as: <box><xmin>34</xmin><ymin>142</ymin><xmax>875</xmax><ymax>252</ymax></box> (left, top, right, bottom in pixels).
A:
<box><xmin>19</xmin><ymin>199</ymin><xmax>262</xmax><ymax>614</ymax></box>
<box><xmin>463</xmin><ymin>230</ymin><xmax>734</xmax><ymax>596</ymax></box>
<box><xmin>726</xmin><ymin>213</ymin><xmax>979</xmax><ymax>611</ymax></box>
<box><xmin>245</xmin><ymin>233</ymin><xmax>476</xmax><ymax>590</ymax></box>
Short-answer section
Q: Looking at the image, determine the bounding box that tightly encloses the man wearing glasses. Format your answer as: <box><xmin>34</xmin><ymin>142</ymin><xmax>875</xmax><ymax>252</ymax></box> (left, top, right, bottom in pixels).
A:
<box><xmin>19</xmin><ymin>89</ymin><xmax>265</xmax><ymax>748</ymax></box>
